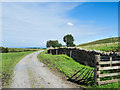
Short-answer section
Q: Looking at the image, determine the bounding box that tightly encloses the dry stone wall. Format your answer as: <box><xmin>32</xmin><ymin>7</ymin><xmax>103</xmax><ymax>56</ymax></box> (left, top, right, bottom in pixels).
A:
<box><xmin>47</xmin><ymin>47</ymin><xmax>120</xmax><ymax>67</ymax></box>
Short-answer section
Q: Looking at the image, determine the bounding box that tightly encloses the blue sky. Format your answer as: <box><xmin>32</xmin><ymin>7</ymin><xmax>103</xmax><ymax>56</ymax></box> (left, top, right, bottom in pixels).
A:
<box><xmin>2</xmin><ymin>2</ymin><xmax>118</xmax><ymax>48</ymax></box>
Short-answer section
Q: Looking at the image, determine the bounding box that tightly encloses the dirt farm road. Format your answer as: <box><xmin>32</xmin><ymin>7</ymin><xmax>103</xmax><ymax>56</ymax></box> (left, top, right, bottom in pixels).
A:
<box><xmin>10</xmin><ymin>50</ymin><xmax>78</xmax><ymax>88</ymax></box>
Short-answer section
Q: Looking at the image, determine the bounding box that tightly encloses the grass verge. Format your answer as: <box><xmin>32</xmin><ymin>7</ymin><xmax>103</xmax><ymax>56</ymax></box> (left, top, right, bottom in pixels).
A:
<box><xmin>1</xmin><ymin>51</ymin><xmax>35</xmax><ymax>87</ymax></box>
<box><xmin>38</xmin><ymin>51</ymin><xmax>94</xmax><ymax>88</ymax></box>
<box><xmin>38</xmin><ymin>51</ymin><xmax>120</xmax><ymax>88</ymax></box>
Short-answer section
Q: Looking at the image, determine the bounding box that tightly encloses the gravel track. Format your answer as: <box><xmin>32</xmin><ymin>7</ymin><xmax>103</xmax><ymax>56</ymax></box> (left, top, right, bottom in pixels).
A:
<box><xmin>10</xmin><ymin>50</ymin><xmax>78</xmax><ymax>88</ymax></box>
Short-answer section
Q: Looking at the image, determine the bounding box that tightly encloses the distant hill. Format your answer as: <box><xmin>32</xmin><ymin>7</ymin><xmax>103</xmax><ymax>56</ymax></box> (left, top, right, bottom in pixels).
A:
<box><xmin>77</xmin><ymin>37</ymin><xmax>119</xmax><ymax>52</ymax></box>
<box><xmin>77</xmin><ymin>37</ymin><xmax>119</xmax><ymax>46</ymax></box>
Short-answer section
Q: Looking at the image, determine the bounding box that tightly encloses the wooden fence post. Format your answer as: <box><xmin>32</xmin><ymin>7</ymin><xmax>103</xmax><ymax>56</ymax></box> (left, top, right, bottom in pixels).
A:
<box><xmin>65</xmin><ymin>48</ymin><xmax>66</xmax><ymax>55</ymax></box>
<box><xmin>70</xmin><ymin>50</ymin><xmax>72</xmax><ymax>57</ymax></box>
<box><xmin>56</xmin><ymin>49</ymin><xmax>58</xmax><ymax>55</ymax></box>
<box><xmin>110</xmin><ymin>57</ymin><xmax>112</xmax><ymax>67</ymax></box>
<box><xmin>94</xmin><ymin>55</ymin><xmax>100</xmax><ymax>85</ymax></box>
<box><xmin>50</xmin><ymin>49</ymin><xmax>51</xmax><ymax>54</ymax></box>
<box><xmin>110</xmin><ymin>57</ymin><xmax>113</xmax><ymax>80</ymax></box>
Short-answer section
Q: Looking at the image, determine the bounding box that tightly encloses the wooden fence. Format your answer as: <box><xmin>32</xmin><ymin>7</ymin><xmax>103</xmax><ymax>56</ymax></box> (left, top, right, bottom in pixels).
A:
<box><xmin>94</xmin><ymin>55</ymin><xmax>120</xmax><ymax>85</ymax></box>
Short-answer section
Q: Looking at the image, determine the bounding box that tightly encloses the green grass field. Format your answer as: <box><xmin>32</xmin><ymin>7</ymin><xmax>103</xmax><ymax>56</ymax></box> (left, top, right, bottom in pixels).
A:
<box><xmin>8</xmin><ymin>48</ymin><xmax>39</xmax><ymax>52</ymax></box>
<box><xmin>1</xmin><ymin>51</ymin><xmax>35</xmax><ymax>87</ymax></box>
<box><xmin>78</xmin><ymin>42</ymin><xmax>118</xmax><ymax>52</ymax></box>
<box><xmin>38</xmin><ymin>51</ymin><xmax>120</xmax><ymax>88</ymax></box>
<box><xmin>77</xmin><ymin>37</ymin><xmax>119</xmax><ymax>52</ymax></box>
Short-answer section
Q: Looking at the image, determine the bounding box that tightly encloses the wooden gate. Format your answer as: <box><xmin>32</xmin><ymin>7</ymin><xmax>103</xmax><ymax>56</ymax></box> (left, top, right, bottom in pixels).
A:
<box><xmin>94</xmin><ymin>55</ymin><xmax>120</xmax><ymax>85</ymax></box>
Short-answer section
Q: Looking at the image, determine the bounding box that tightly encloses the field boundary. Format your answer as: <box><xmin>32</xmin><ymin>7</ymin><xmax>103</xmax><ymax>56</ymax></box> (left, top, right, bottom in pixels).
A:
<box><xmin>48</xmin><ymin>47</ymin><xmax>120</xmax><ymax>67</ymax></box>
<box><xmin>47</xmin><ymin>47</ymin><xmax>120</xmax><ymax>85</ymax></box>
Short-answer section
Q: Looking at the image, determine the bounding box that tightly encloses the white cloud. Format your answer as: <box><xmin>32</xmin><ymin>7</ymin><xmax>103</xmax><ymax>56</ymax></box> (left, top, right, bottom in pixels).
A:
<box><xmin>67</xmin><ymin>22</ymin><xmax>74</xmax><ymax>26</ymax></box>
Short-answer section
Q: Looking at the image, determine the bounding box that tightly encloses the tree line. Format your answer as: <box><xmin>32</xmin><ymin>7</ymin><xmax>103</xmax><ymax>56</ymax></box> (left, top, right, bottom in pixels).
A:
<box><xmin>0</xmin><ymin>47</ymin><xmax>9</xmax><ymax>53</ymax></box>
<box><xmin>46</xmin><ymin>34</ymin><xmax>75</xmax><ymax>48</ymax></box>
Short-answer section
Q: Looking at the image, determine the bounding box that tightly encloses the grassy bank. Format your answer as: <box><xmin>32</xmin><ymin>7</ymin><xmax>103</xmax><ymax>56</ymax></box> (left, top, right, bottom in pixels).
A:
<box><xmin>77</xmin><ymin>42</ymin><xmax>118</xmax><ymax>52</ymax></box>
<box><xmin>77</xmin><ymin>37</ymin><xmax>119</xmax><ymax>52</ymax></box>
<box><xmin>38</xmin><ymin>51</ymin><xmax>94</xmax><ymax>87</ymax></box>
<box><xmin>2</xmin><ymin>51</ymin><xmax>35</xmax><ymax>87</ymax></box>
<box><xmin>38</xmin><ymin>51</ymin><xmax>120</xmax><ymax>88</ymax></box>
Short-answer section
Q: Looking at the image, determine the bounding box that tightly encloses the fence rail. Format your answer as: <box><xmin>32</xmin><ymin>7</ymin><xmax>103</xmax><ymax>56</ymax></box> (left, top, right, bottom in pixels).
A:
<box><xmin>94</xmin><ymin>55</ymin><xmax>120</xmax><ymax>85</ymax></box>
<box><xmin>99</xmin><ymin>73</ymin><xmax>120</xmax><ymax>78</ymax></box>
<box><xmin>99</xmin><ymin>61</ymin><xmax>120</xmax><ymax>65</ymax></box>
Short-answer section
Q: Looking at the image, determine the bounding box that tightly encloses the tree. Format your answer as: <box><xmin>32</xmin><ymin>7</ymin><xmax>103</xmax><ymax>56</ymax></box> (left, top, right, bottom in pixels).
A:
<box><xmin>63</xmin><ymin>34</ymin><xmax>75</xmax><ymax>47</ymax></box>
<box><xmin>46</xmin><ymin>40</ymin><xmax>62</xmax><ymax>48</ymax></box>
<box><xmin>58</xmin><ymin>43</ymin><xmax>62</xmax><ymax>47</ymax></box>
